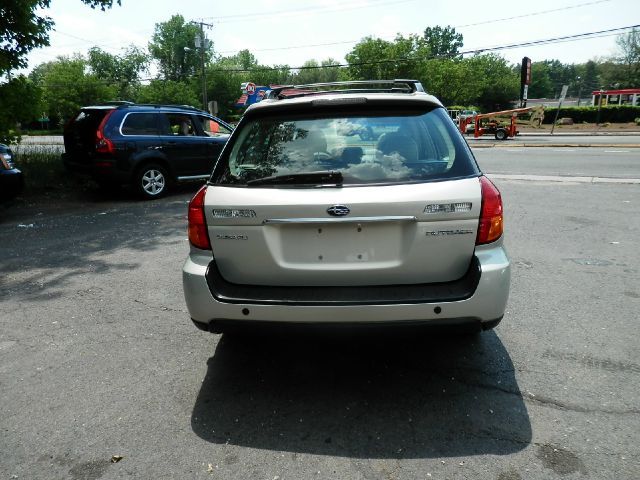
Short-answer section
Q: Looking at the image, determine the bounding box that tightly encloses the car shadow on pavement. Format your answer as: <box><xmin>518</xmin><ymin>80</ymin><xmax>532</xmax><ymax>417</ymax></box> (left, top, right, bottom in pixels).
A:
<box><xmin>191</xmin><ymin>330</ymin><xmax>531</xmax><ymax>459</ymax></box>
<box><xmin>0</xmin><ymin>188</ymin><xmax>195</xmax><ymax>302</ymax></box>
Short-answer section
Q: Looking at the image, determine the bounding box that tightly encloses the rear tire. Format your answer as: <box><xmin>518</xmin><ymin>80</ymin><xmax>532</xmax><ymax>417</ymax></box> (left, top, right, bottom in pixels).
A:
<box><xmin>135</xmin><ymin>163</ymin><xmax>168</xmax><ymax>199</ymax></box>
<box><xmin>495</xmin><ymin>129</ymin><xmax>508</xmax><ymax>141</ymax></box>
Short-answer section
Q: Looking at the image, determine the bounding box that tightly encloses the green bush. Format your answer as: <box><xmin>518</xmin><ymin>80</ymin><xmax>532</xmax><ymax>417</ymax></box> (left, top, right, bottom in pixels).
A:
<box><xmin>447</xmin><ymin>105</ymin><xmax>481</xmax><ymax>113</ymax></box>
<box><xmin>13</xmin><ymin>149</ymin><xmax>92</xmax><ymax>196</ymax></box>
<box><xmin>635</xmin><ymin>117</ymin><xmax>640</xmax><ymax>126</ymax></box>
<box><xmin>541</xmin><ymin>105</ymin><xmax>640</xmax><ymax>124</ymax></box>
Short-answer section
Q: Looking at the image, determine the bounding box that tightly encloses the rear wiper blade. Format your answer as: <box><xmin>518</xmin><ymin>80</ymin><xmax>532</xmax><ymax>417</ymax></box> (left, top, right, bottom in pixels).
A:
<box><xmin>246</xmin><ymin>170</ymin><xmax>343</xmax><ymax>187</ymax></box>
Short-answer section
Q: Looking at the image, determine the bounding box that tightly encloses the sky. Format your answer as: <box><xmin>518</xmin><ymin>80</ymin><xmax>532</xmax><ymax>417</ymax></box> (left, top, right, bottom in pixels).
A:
<box><xmin>23</xmin><ymin>0</ymin><xmax>640</xmax><ymax>75</ymax></box>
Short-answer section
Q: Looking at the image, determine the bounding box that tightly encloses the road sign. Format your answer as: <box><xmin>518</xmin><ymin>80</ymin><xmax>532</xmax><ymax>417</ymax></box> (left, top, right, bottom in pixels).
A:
<box><xmin>559</xmin><ymin>85</ymin><xmax>569</xmax><ymax>102</ymax></box>
<box><xmin>551</xmin><ymin>85</ymin><xmax>570</xmax><ymax>134</ymax></box>
<box><xmin>245</xmin><ymin>83</ymin><xmax>256</xmax><ymax>95</ymax></box>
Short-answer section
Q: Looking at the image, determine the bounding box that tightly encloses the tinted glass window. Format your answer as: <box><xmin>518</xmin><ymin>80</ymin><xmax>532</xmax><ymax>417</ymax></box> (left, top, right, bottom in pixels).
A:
<box><xmin>214</xmin><ymin>107</ymin><xmax>478</xmax><ymax>186</ymax></box>
<box><xmin>160</xmin><ymin>114</ymin><xmax>197</xmax><ymax>136</ymax></box>
<box><xmin>67</xmin><ymin>109</ymin><xmax>111</xmax><ymax>137</ymax></box>
<box><xmin>199</xmin><ymin>116</ymin><xmax>232</xmax><ymax>137</ymax></box>
<box><xmin>121</xmin><ymin>113</ymin><xmax>159</xmax><ymax>135</ymax></box>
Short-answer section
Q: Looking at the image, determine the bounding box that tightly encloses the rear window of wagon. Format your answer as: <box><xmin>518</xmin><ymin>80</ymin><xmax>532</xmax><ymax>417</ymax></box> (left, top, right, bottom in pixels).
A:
<box><xmin>212</xmin><ymin>107</ymin><xmax>479</xmax><ymax>186</ymax></box>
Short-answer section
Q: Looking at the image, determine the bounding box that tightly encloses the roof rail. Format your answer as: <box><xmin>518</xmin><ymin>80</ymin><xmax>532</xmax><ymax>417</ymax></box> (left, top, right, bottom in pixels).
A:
<box><xmin>266</xmin><ymin>79</ymin><xmax>425</xmax><ymax>100</ymax></box>
<box><xmin>111</xmin><ymin>103</ymin><xmax>204</xmax><ymax>112</ymax></box>
<box><xmin>99</xmin><ymin>100</ymin><xmax>135</xmax><ymax>106</ymax></box>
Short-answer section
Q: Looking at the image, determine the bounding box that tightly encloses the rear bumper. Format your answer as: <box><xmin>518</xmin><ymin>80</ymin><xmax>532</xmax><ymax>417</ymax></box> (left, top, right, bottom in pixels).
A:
<box><xmin>62</xmin><ymin>153</ymin><xmax>129</xmax><ymax>184</ymax></box>
<box><xmin>182</xmin><ymin>241</ymin><xmax>510</xmax><ymax>331</ymax></box>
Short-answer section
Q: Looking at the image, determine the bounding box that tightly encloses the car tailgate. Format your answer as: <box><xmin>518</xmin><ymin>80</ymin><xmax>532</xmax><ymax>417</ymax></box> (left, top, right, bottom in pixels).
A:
<box><xmin>204</xmin><ymin>177</ymin><xmax>481</xmax><ymax>286</ymax></box>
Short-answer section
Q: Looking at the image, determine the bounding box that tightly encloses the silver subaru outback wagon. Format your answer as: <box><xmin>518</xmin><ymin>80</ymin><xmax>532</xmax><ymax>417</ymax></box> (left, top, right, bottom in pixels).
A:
<box><xmin>182</xmin><ymin>80</ymin><xmax>510</xmax><ymax>333</ymax></box>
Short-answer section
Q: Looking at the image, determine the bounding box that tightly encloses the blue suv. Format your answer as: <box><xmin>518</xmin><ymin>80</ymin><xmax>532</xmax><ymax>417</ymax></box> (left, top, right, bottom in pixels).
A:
<box><xmin>62</xmin><ymin>103</ymin><xmax>233</xmax><ymax>198</ymax></box>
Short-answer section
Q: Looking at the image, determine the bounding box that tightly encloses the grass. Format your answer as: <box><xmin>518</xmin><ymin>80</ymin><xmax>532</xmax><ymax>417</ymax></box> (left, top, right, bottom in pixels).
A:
<box><xmin>14</xmin><ymin>149</ymin><xmax>92</xmax><ymax>198</ymax></box>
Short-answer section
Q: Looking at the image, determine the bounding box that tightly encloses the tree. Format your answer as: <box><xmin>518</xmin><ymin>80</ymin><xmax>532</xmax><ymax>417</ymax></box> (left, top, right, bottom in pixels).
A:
<box><xmin>0</xmin><ymin>0</ymin><xmax>120</xmax><ymax>74</ymax></box>
<box><xmin>419</xmin><ymin>58</ymin><xmax>478</xmax><ymax>106</ymax></box>
<box><xmin>229</xmin><ymin>49</ymin><xmax>259</xmax><ymax>71</ymax></box>
<box><xmin>0</xmin><ymin>76</ymin><xmax>41</xmax><ymax>143</ymax></box>
<box><xmin>528</xmin><ymin>62</ymin><xmax>554</xmax><ymax>98</ymax></box>
<box><xmin>294</xmin><ymin>58</ymin><xmax>341</xmax><ymax>84</ymax></box>
<box><xmin>543</xmin><ymin>60</ymin><xmax>577</xmax><ymax>97</ymax></box>
<box><xmin>345</xmin><ymin>35</ymin><xmax>428</xmax><ymax>80</ymax></box>
<box><xmin>135</xmin><ymin>79</ymin><xmax>199</xmax><ymax>107</ymax></box>
<box><xmin>465</xmin><ymin>54</ymin><xmax>519</xmax><ymax>111</ymax></box>
<box><xmin>345</xmin><ymin>32</ymin><xmax>518</xmax><ymax>109</ymax></box>
<box><xmin>423</xmin><ymin>25</ymin><xmax>463</xmax><ymax>58</ymax></box>
<box><xmin>32</xmin><ymin>55</ymin><xmax>116</xmax><ymax>125</ymax></box>
<box><xmin>148</xmin><ymin>15</ymin><xmax>210</xmax><ymax>81</ymax></box>
<box><xmin>581</xmin><ymin>60</ymin><xmax>600</xmax><ymax>92</ymax></box>
<box><xmin>87</xmin><ymin>46</ymin><xmax>148</xmax><ymax>100</ymax></box>
<box><xmin>205</xmin><ymin>53</ymin><xmax>293</xmax><ymax>118</ymax></box>
<box><xmin>613</xmin><ymin>28</ymin><xmax>640</xmax><ymax>87</ymax></box>
<box><xmin>345</xmin><ymin>37</ymin><xmax>396</xmax><ymax>80</ymax></box>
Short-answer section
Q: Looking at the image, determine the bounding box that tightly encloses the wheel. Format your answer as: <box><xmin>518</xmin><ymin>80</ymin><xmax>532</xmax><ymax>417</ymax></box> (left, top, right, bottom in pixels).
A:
<box><xmin>135</xmin><ymin>163</ymin><xmax>168</xmax><ymax>199</ymax></box>
<box><xmin>495</xmin><ymin>129</ymin><xmax>508</xmax><ymax>141</ymax></box>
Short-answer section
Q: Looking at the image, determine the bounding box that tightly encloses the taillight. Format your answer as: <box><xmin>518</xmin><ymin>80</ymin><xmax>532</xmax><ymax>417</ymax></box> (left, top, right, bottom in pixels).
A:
<box><xmin>95</xmin><ymin>109</ymin><xmax>115</xmax><ymax>153</ymax></box>
<box><xmin>188</xmin><ymin>185</ymin><xmax>211</xmax><ymax>250</ymax></box>
<box><xmin>476</xmin><ymin>176</ymin><xmax>503</xmax><ymax>245</ymax></box>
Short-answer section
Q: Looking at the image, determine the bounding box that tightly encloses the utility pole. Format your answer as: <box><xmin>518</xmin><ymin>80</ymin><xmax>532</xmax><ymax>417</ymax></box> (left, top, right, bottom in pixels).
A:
<box><xmin>191</xmin><ymin>20</ymin><xmax>213</xmax><ymax>112</ymax></box>
<box><xmin>596</xmin><ymin>88</ymin><xmax>605</xmax><ymax>125</ymax></box>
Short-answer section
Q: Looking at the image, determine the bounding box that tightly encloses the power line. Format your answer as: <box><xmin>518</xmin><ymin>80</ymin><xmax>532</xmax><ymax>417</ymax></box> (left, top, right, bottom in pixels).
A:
<box><xmin>203</xmin><ymin>0</ymin><xmax>419</xmax><ymax>22</ymax></box>
<box><xmin>37</xmin><ymin>0</ymin><xmax>618</xmax><ymax>65</ymax></box>
<box><xmin>454</xmin><ymin>0</ymin><xmax>612</xmax><ymax>28</ymax></box>
<box><xmin>33</xmin><ymin>23</ymin><xmax>639</xmax><ymax>85</ymax></box>
<box><xmin>210</xmin><ymin>24</ymin><xmax>640</xmax><ymax>73</ymax></box>
<box><xmin>215</xmin><ymin>0</ymin><xmax>616</xmax><ymax>57</ymax></box>
<box><xmin>469</xmin><ymin>24</ymin><xmax>638</xmax><ymax>53</ymax></box>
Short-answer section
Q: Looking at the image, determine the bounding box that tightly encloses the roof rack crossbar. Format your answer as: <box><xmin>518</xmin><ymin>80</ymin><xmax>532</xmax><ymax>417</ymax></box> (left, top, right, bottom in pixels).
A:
<box><xmin>266</xmin><ymin>79</ymin><xmax>424</xmax><ymax>99</ymax></box>
<box><xmin>99</xmin><ymin>100</ymin><xmax>135</xmax><ymax>106</ymax></box>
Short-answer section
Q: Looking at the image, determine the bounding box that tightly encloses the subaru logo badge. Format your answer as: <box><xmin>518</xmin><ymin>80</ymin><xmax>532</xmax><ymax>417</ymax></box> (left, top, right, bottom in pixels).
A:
<box><xmin>327</xmin><ymin>205</ymin><xmax>350</xmax><ymax>217</ymax></box>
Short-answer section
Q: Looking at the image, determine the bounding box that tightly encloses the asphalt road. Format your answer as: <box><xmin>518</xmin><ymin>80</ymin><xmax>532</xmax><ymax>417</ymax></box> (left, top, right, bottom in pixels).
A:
<box><xmin>467</xmin><ymin>134</ymin><xmax>640</xmax><ymax>147</ymax></box>
<box><xmin>474</xmin><ymin>147</ymin><xmax>640</xmax><ymax>179</ymax></box>
<box><xmin>1</xmin><ymin>148</ymin><xmax>639</xmax><ymax>479</ymax></box>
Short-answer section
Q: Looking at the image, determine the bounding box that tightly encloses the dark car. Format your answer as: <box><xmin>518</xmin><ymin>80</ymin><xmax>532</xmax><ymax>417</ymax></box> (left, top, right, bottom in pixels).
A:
<box><xmin>0</xmin><ymin>144</ymin><xmax>24</xmax><ymax>201</ymax></box>
<box><xmin>62</xmin><ymin>103</ymin><xmax>233</xmax><ymax>199</ymax></box>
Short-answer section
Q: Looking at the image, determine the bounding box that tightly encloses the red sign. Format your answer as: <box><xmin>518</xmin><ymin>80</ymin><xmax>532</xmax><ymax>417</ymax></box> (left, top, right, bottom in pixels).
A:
<box><xmin>245</xmin><ymin>82</ymin><xmax>256</xmax><ymax>95</ymax></box>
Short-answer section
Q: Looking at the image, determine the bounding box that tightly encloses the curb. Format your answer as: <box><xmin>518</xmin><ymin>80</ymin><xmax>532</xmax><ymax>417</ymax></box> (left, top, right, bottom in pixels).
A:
<box><xmin>488</xmin><ymin>173</ymin><xmax>640</xmax><ymax>185</ymax></box>
<box><xmin>470</xmin><ymin>143</ymin><xmax>640</xmax><ymax>149</ymax></box>
<box><xmin>517</xmin><ymin>132</ymin><xmax>640</xmax><ymax>137</ymax></box>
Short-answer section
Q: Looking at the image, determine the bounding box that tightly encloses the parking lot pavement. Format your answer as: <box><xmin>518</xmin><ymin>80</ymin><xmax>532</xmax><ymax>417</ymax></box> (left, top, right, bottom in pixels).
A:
<box><xmin>0</xmin><ymin>179</ymin><xmax>638</xmax><ymax>479</ymax></box>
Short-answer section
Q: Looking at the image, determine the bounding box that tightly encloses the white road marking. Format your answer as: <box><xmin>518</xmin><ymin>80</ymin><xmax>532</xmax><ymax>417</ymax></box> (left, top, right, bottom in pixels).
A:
<box><xmin>604</xmin><ymin>150</ymin><xmax>630</xmax><ymax>153</ymax></box>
